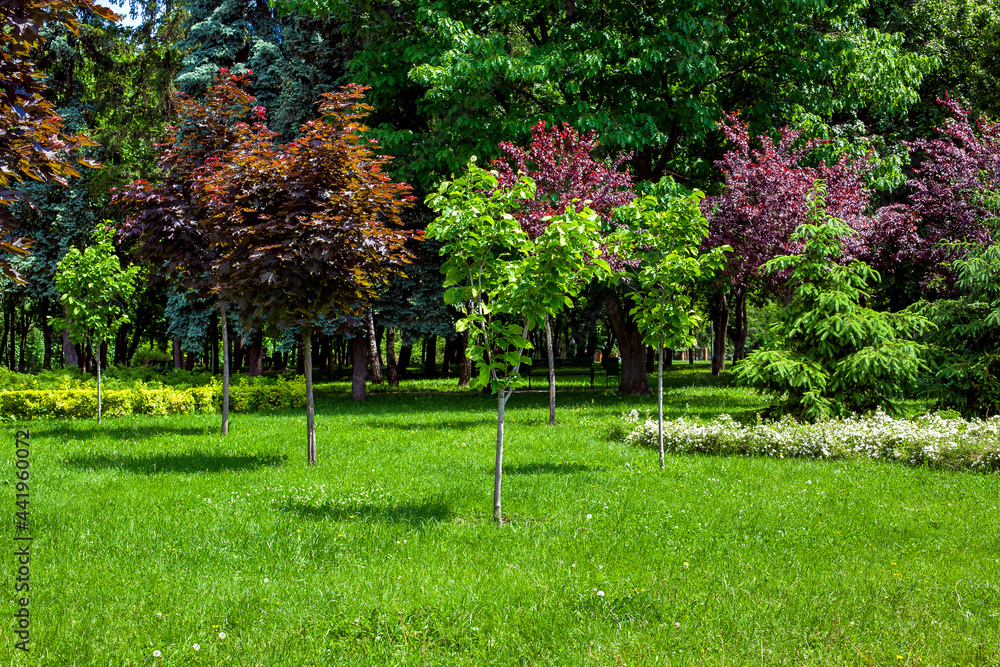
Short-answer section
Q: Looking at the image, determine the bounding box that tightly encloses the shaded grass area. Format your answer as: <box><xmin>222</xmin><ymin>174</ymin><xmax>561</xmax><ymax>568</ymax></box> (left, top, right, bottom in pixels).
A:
<box><xmin>2</xmin><ymin>366</ymin><xmax>998</xmax><ymax>665</ymax></box>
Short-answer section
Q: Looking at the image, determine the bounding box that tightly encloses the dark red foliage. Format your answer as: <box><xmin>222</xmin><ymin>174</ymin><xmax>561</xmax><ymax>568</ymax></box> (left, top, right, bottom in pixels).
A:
<box><xmin>491</xmin><ymin>121</ymin><xmax>634</xmax><ymax>238</ymax></box>
<box><xmin>0</xmin><ymin>0</ymin><xmax>114</xmax><ymax>281</ymax></box>
<box><xmin>904</xmin><ymin>96</ymin><xmax>1000</xmax><ymax>291</ymax></box>
<box><xmin>113</xmin><ymin>69</ymin><xmax>259</xmax><ymax>294</ymax></box>
<box><xmin>116</xmin><ymin>73</ymin><xmax>415</xmax><ymax>330</ymax></box>
<box><xmin>703</xmin><ymin>112</ymin><xmax>917</xmax><ymax>294</ymax></box>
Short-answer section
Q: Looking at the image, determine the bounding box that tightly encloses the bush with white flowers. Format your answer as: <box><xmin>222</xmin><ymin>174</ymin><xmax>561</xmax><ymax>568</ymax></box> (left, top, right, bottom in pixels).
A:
<box><xmin>621</xmin><ymin>410</ymin><xmax>1000</xmax><ymax>472</ymax></box>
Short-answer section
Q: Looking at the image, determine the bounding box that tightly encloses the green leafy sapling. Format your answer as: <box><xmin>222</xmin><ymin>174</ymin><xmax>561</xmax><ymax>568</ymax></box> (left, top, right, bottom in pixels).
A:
<box><xmin>50</xmin><ymin>224</ymin><xmax>142</xmax><ymax>423</ymax></box>
<box><xmin>613</xmin><ymin>180</ymin><xmax>730</xmax><ymax>467</ymax></box>
<box><xmin>426</xmin><ymin>159</ymin><xmax>609</xmax><ymax>522</ymax></box>
<box><xmin>735</xmin><ymin>182</ymin><xmax>933</xmax><ymax>420</ymax></box>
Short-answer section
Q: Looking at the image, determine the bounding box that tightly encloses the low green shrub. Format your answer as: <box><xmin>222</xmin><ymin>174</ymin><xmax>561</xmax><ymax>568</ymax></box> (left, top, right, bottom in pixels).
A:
<box><xmin>0</xmin><ymin>373</ymin><xmax>306</xmax><ymax>420</ymax></box>
<box><xmin>621</xmin><ymin>409</ymin><xmax>1000</xmax><ymax>473</ymax></box>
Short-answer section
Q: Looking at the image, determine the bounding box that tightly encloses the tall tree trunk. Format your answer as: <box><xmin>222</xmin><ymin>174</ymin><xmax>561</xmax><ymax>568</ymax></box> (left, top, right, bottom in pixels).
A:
<box><xmin>658</xmin><ymin>344</ymin><xmax>664</xmax><ymax>469</ymax></box>
<box><xmin>219</xmin><ymin>303</ymin><xmax>230</xmax><ymax>436</ymax></box>
<box><xmin>545</xmin><ymin>314</ymin><xmax>556</xmax><ymax>425</ymax></box>
<box><xmin>185</xmin><ymin>352</ymin><xmax>195</xmax><ymax>371</ymax></box>
<box><xmin>172</xmin><ymin>336</ymin><xmax>183</xmax><ymax>369</ymax></box>
<box><xmin>42</xmin><ymin>307</ymin><xmax>52</xmax><ymax>370</ymax></box>
<box><xmin>385</xmin><ymin>327</ymin><xmax>399</xmax><ymax>387</ymax></box>
<box><xmin>17</xmin><ymin>306</ymin><xmax>27</xmax><ymax>371</ymax></box>
<box><xmin>96</xmin><ymin>339</ymin><xmax>102</xmax><ymax>425</ymax></box>
<box><xmin>712</xmin><ymin>291</ymin><xmax>730</xmax><ymax>376</ymax></box>
<box><xmin>457</xmin><ymin>328</ymin><xmax>471</xmax><ymax>388</ymax></box>
<box><xmin>423</xmin><ymin>335</ymin><xmax>437</xmax><ymax>376</ymax></box>
<box><xmin>729</xmin><ymin>291</ymin><xmax>749</xmax><ymax>362</ymax></box>
<box><xmin>247</xmin><ymin>330</ymin><xmax>263</xmax><ymax>377</ymax></box>
<box><xmin>351</xmin><ymin>335</ymin><xmax>367</xmax><ymax>401</ymax></box>
<box><xmin>366</xmin><ymin>309</ymin><xmax>383</xmax><ymax>383</ymax></box>
<box><xmin>494</xmin><ymin>388</ymin><xmax>507</xmax><ymax>523</ymax></box>
<box><xmin>304</xmin><ymin>326</ymin><xmax>316</xmax><ymax>464</ymax></box>
<box><xmin>603</xmin><ymin>291</ymin><xmax>650</xmax><ymax>395</ymax></box>
<box><xmin>397</xmin><ymin>343</ymin><xmax>412</xmax><ymax>380</ymax></box>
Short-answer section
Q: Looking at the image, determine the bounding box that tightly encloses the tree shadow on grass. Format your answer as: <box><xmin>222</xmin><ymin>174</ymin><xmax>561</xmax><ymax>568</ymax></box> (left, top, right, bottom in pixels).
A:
<box><xmin>32</xmin><ymin>423</ymin><xmax>212</xmax><ymax>442</ymax></box>
<box><xmin>65</xmin><ymin>452</ymin><xmax>285</xmax><ymax>475</ymax></box>
<box><xmin>503</xmin><ymin>462</ymin><xmax>599</xmax><ymax>475</ymax></box>
<box><xmin>277</xmin><ymin>498</ymin><xmax>452</xmax><ymax>525</ymax></box>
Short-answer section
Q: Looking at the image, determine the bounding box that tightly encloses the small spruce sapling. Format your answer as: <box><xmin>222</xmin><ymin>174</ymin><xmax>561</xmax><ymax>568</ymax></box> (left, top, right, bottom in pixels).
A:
<box><xmin>735</xmin><ymin>182</ymin><xmax>933</xmax><ymax>420</ymax></box>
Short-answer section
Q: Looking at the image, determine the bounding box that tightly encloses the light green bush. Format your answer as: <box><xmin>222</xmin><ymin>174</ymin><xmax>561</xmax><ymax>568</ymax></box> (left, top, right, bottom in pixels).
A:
<box><xmin>0</xmin><ymin>375</ymin><xmax>305</xmax><ymax>420</ymax></box>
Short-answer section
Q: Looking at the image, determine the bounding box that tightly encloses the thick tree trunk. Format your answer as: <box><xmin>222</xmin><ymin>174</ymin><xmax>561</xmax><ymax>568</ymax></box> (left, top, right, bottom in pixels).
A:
<box><xmin>185</xmin><ymin>352</ymin><xmax>195</xmax><ymax>371</ymax></box>
<box><xmin>546</xmin><ymin>314</ymin><xmax>556</xmax><ymax>425</ymax></box>
<box><xmin>712</xmin><ymin>291</ymin><xmax>730</xmax><ymax>376</ymax></box>
<box><xmin>366</xmin><ymin>309</ymin><xmax>383</xmax><ymax>383</ymax></box>
<box><xmin>423</xmin><ymin>335</ymin><xmax>437</xmax><ymax>376</ymax></box>
<box><xmin>385</xmin><ymin>327</ymin><xmax>399</xmax><ymax>386</ymax></box>
<box><xmin>304</xmin><ymin>327</ymin><xmax>316</xmax><ymax>464</ymax></box>
<box><xmin>219</xmin><ymin>303</ymin><xmax>230</xmax><ymax>437</ymax></box>
<box><xmin>247</xmin><ymin>331</ymin><xmax>263</xmax><ymax>377</ymax></box>
<box><xmin>172</xmin><ymin>336</ymin><xmax>183</xmax><ymax>369</ymax></box>
<box><xmin>351</xmin><ymin>335</ymin><xmax>367</xmax><ymax>401</ymax></box>
<box><xmin>397</xmin><ymin>343</ymin><xmax>412</xmax><ymax>379</ymax></box>
<box><xmin>603</xmin><ymin>291</ymin><xmax>650</xmax><ymax>395</ymax></box>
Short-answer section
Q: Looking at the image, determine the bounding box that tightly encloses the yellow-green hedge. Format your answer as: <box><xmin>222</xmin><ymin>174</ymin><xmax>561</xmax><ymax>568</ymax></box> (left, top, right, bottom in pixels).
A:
<box><xmin>0</xmin><ymin>377</ymin><xmax>305</xmax><ymax>420</ymax></box>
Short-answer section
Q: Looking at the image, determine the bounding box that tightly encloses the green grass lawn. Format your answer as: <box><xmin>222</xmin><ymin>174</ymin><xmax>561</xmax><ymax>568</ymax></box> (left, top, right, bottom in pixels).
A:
<box><xmin>3</xmin><ymin>366</ymin><xmax>999</xmax><ymax>665</ymax></box>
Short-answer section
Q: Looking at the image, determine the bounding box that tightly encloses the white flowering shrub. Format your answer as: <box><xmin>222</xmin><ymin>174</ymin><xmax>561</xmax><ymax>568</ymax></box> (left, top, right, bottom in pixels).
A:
<box><xmin>621</xmin><ymin>410</ymin><xmax>1000</xmax><ymax>472</ymax></box>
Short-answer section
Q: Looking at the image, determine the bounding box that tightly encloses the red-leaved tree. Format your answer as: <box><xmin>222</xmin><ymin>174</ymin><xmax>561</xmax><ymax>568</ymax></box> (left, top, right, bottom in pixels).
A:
<box><xmin>703</xmin><ymin>113</ymin><xmax>918</xmax><ymax>371</ymax></box>
<box><xmin>492</xmin><ymin>122</ymin><xmax>641</xmax><ymax>397</ymax></box>
<box><xmin>904</xmin><ymin>96</ymin><xmax>1000</xmax><ymax>293</ymax></box>
<box><xmin>1</xmin><ymin>0</ymin><xmax>114</xmax><ymax>282</ymax></box>
<box><xmin>198</xmin><ymin>84</ymin><xmax>414</xmax><ymax>464</ymax></box>
<box><xmin>115</xmin><ymin>70</ymin><xmax>263</xmax><ymax>436</ymax></box>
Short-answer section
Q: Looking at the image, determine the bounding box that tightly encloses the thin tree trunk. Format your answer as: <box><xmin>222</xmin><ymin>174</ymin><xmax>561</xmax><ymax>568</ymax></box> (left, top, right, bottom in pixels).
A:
<box><xmin>385</xmin><ymin>327</ymin><xmax>399</xmax><ymax>387</ymax></box>
<box><xmin>494</xmin><ymin>388</ymin><xmax>506</xmax><ymax>523</ymax></box>
<box><xmin>658</xmin><ymin>344</ymin><xmax>664</xmax><ymax>469</ymax></box>
<box><xmin>351</xmin><ymin>335</ymin><xmax>367</xmax><ymax>401</ymax></box>
<box><xmin>304</xmin><ymin>327</ymin><xmax>316</xmax><ymax>464</ymax></box>
<box><xmin>219</xmin><ymin>302</ymin><xmax>230</xmax><ymax>436</ymax></box>
<box><xmin>546</xmin><ymin>314</ymin><xmax>556</xmax><ymax>425</ymax></box>
<box><xmin>366</xmin><ymin>309</ymin><xmax>383</xmax><ymax>383</ymax></box>
<box><xmin>42</xmin><ymin>308</ymin><xmax>52</xmax><ymax>370</ymax></box>
<box><xmin>712</xmin><ymin>291</ymin><xmax>730</xmax><ymax>376</ymax></box>
<box><xmin>96</xmin><ymin>340</ymin><xmax>102</xmax><ymax>425</ymax></box>
<box><xmin>17</xmin><ymin>307</ymin><xmax>27</xmax><ymax>371</ymax></box>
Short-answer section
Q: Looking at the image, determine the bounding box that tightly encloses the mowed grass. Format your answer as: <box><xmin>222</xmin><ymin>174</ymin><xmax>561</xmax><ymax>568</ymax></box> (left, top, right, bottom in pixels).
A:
<box><xmin>3</xmin><ymin>366</ymin><xmax>999</xmax><ymax>666</ymax></box>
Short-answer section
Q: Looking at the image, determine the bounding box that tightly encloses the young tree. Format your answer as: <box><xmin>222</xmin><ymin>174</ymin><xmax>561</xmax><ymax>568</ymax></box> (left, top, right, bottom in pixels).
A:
<box><xmin>735</xmin><ymin>183</ymin><xmax>932</xmax><ymax>420</ymax></box>
<box><xmin>49</xmin><ymin>225</ymin><xmax>141</xmax><ymax>423</ymax></box>
<box><xmin>198</xmin><ymin>84</ymin><xmax>413</xmax><ymax>464</ymax></box>
<box><xmin>114</xmin><ymin>70</ymin><xmax>264</xmax><ymax>436</ymax></box>
<box><xmin>614</xmin><ymin>181</ymin><xmax>729</xmax><ymax>467</ymax></box>
<box><xmin>427</xmin><ymin>160</ymin><xmax>608</xmax><ymax>523</ymax></box>
<box><xmin>492</xmin><ymin>121</ymin><xmax>635</xmax><ymax>417</ymax></box>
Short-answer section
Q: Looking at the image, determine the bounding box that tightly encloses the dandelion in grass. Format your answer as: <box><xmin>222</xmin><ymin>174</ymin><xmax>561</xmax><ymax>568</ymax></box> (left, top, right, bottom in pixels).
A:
<box><xmin>219</xmin><ymin>632</ymin><xmax>227</xmax><ymax>639</ymax></box>
<box><xmin>597</xmin><ymin>590</ymin><xmax>605</xmax><ymax>597</ymax></box>
<box><xmin>153</xmin><ymin>649</ymin><xmax>162</xmax><ymax>657</ymax></box>
<box><xmin>193</xmin><ymin>643</ymin><xmax>200</xmax><ymax>651</ymax></box>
